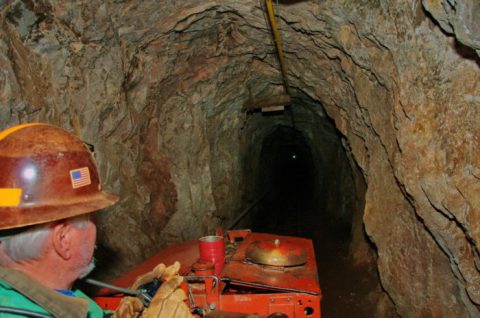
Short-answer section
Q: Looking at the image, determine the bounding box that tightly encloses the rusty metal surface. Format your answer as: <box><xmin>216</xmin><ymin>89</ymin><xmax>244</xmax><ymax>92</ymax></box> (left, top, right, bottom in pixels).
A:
<box><xmin>222</xmin><ymin>232</ymin><xmax>320</xmax><ymax>294</ymax></box>
<box><xmin>205</xmin><ymin>311</ymin><xmax>264</xmax><ymax>318</ymax></box>
<box><xmin>219</xmin><ymin>293</ymin><xmax>319</xmax><ymax>318</ymax></box>
<box><xmin>245</xmin><ymin>238</ymin><xmax>307</xmax><ymax>267</ymax></box>
<box><xmin>94</xmin><ymin>231</ymin><xmax>322</xmax><ymax>317</ymax></box>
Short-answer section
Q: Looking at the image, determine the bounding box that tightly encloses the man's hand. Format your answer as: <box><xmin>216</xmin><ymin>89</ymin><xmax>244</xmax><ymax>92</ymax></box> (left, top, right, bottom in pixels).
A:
<box><xmin>131</xmin><ymin>262</ymin><xmax>179</xmax><ymax>290</ymax></box>
<box><xmin>112</xmin><ymin>296</ymin><xmax>144</xmax><ymax>318</ymax></box>
<box><xmin>141</xmin><ymin>275</ymin><xmax>193</xmax><ymax>318</ymax></box>
<box><xmin>114</xmin><ymin>261</ymin><xmax>193</xmax><ymax>318</ymax></box>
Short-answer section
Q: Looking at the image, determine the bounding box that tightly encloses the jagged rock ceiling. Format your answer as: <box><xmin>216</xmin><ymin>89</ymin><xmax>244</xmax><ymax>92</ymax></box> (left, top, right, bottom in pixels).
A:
<box><xmin>0</xmin><ymin>0</ymin><xmax>479</xmax><ymax>316</ymax></box>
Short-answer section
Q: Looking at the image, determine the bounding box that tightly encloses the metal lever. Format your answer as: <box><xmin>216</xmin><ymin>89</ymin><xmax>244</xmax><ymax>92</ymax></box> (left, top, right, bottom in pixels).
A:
<box><xmin>84</xmin><ymin>278</ymin><xmax>154</xmax><ymax>306</ymax></box>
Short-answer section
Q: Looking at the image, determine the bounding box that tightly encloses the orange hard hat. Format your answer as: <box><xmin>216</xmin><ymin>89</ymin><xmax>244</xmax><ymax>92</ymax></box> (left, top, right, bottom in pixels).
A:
<box><xmin>0</xmin><ymin>123</ymin><xmax>119</xmax><ymax>230</ymax></box>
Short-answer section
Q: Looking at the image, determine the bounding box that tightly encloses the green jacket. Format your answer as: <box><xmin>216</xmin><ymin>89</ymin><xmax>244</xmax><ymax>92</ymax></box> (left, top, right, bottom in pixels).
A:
<box><xmin>0</xmin><ymin>267</ymin><xmax>106</xmax><ymax>318</ymax></box>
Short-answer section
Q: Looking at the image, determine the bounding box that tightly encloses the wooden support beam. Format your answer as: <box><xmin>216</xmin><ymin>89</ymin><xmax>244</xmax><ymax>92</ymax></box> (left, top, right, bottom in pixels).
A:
<box><xmin>242</xmin><ymin>94</ymin><xmax>291</xmax><ymax>112</ymax></box>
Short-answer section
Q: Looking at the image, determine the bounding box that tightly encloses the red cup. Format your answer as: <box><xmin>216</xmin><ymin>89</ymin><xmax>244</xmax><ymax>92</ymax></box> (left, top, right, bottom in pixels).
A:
<box><xmin>199</xmin><ymin>235</ymin><xmax>225</xmax><ymax>275</ymax></box>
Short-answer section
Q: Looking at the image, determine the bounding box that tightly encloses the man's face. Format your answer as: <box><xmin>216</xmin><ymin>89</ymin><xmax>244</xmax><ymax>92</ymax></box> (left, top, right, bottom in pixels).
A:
<box><xmin>70</xmin><ymin>214</ymin><xmax>97</xmax><ymax>279</ymax></box>
<box><xmin>0</xmin><ymin>241</ymin><xmax>13</xmax><ymax>267</ymax></box>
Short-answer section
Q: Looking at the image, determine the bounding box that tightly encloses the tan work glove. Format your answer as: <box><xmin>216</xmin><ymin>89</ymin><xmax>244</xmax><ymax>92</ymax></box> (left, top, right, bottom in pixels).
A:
<box><xmin>140</xmin><ymin>262</ymin><xmax>194</xmax><ymax>318</ymax></box>
<box><xmin>131</xmin><ymin>261</ymin><xmax>179</xmax><ymax>290</ymax></box>
<box><xmin>112</xmin><ymin>296</ymin><xmax>144</xmax><ymax>318</ymax></box>
<box><xmin>141</xmin><ymin>276</ymin><xmax>193</xmax><ymax>318</ymax></box>
<box><xmin>113</xmin><ymin>262</ymin><xmax>190</xmax><ymax>318</ymax></box>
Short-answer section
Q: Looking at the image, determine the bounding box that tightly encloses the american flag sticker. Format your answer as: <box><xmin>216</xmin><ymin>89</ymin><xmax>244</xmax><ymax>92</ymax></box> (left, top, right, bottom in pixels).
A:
<box><xmin>70</xmin><ymin>167</ymin><xmax>91</xmax><ymax>189</ymax></box>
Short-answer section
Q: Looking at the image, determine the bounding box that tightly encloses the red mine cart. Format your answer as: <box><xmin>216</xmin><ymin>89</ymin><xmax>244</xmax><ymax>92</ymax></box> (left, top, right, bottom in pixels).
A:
<box><xmin>92</xmin><ymin>229</ymin><xmax>321</xmax><ymax>318</ymax></box>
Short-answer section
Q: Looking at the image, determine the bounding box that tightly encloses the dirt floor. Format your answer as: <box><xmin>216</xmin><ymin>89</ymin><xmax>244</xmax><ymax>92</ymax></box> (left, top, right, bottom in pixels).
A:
<box><xmin>313</xmin><ymin>225</ymin><xmax>385</xmax><ymax>318</ymax></box>
<box><xmin>252</xmin><ymin>184</ymin><xmax>395</xmax><ymax>318</ymax></box>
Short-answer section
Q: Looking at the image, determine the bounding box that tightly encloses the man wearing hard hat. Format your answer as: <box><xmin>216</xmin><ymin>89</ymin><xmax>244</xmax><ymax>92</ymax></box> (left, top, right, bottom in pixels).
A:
<box><xmin>0</xmin><ymin>123</ymin><xmax>193</xmax><ymax>318</ymax></box>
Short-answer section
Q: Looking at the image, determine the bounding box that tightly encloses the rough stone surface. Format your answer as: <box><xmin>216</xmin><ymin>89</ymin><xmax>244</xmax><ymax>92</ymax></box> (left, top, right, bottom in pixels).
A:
<box><xmin>423</xmin><ymin>0</ymin><xmax>480</xmax><ymax>56</ymax></box>
<box><xmin>0</xmin><ymin>0</ymin><xmax>479</xmax><ymax>316</ymax></box>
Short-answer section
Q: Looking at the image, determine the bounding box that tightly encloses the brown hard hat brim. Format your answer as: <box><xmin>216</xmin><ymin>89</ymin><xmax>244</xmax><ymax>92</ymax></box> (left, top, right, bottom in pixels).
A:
<box><xmin>0</xmin><ymin>191</ymin><xmax>119</xmax><ymax>230</ymax></box>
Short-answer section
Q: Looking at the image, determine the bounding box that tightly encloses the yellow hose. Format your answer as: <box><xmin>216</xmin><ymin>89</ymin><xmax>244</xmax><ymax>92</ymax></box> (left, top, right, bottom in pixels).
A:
<box><xmin>265</xmin><ymin>0</ymin><xmax>291</xmax><ymax>95</ymax></box>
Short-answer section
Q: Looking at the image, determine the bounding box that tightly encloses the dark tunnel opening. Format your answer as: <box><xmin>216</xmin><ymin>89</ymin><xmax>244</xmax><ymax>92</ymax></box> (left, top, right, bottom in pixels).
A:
<box><xmin>249</xmin><ymin>101</ymin><xmax>358</xmax><ymax>247</ymax></box>
<box><xmin>241</xmin><ymin>97</ymin><xmax>382</xmax><ymax>317</ymax></box>
<box><xmin>252</xmin><ymin>124</ymin><xmax>318</xmax><ymax>237</ymax></box>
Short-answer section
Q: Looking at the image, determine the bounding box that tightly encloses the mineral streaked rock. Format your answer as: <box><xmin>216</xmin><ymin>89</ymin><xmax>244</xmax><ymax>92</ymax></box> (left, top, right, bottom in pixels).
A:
<box><xmin>0</xmin><ymin>1</ymin><xmax>479</xmax><ymax>316</ymax></box>
<box><xmin>423</xmin><ymin>0</ymin><xmax>480</xmax><ymax>55</ymax></box>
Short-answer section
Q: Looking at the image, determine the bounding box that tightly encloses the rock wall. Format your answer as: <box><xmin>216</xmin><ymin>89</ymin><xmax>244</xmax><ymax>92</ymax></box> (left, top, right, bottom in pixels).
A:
<box><xmin>278</xmin><ymin>0</ymin><xmax>480</xmax><ymax>316</ymax></box>
<box><xmin>0</xmin><ymin>0</ymin><xmax>479</xmax><ymax>316</ymax></box>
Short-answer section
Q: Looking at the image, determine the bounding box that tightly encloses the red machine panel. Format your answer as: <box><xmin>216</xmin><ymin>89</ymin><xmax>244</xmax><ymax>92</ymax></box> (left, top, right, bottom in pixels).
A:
<box><xmin>92</xmin><ymin>230</ymin><xmax>322</xmax><ymax>318</ymax></box>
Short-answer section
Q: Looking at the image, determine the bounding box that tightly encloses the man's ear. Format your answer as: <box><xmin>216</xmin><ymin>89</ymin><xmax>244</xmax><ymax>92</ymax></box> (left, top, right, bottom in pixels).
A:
<box><xmin>51</xmin><ymin>222</ymin><xmax>72</xmax><ymax>260</ymax></box>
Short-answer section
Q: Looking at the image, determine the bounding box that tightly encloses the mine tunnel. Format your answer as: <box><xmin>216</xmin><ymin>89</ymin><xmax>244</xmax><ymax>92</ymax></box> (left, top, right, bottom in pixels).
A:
<box><xmin>253</xmin><ymin>123</ymin><xmax>318</xmax><ymax>237</ymax></box>
<box><xmin>241</xmin><ymin>97</ymin><xmax>376</xmax><ymax>317</ymax></box>
<box><xmin>0</xmin><ymin>1</ymin><xmax>479</xmax><ymax>317</ymax></box>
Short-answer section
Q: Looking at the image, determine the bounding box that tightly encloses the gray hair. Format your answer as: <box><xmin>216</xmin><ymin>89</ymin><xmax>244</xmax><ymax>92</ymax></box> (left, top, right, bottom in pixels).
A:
<box><xmin>0</xmin><ymin>214</ymin><xmax>91</xmax><ymax>263</ymax></box>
